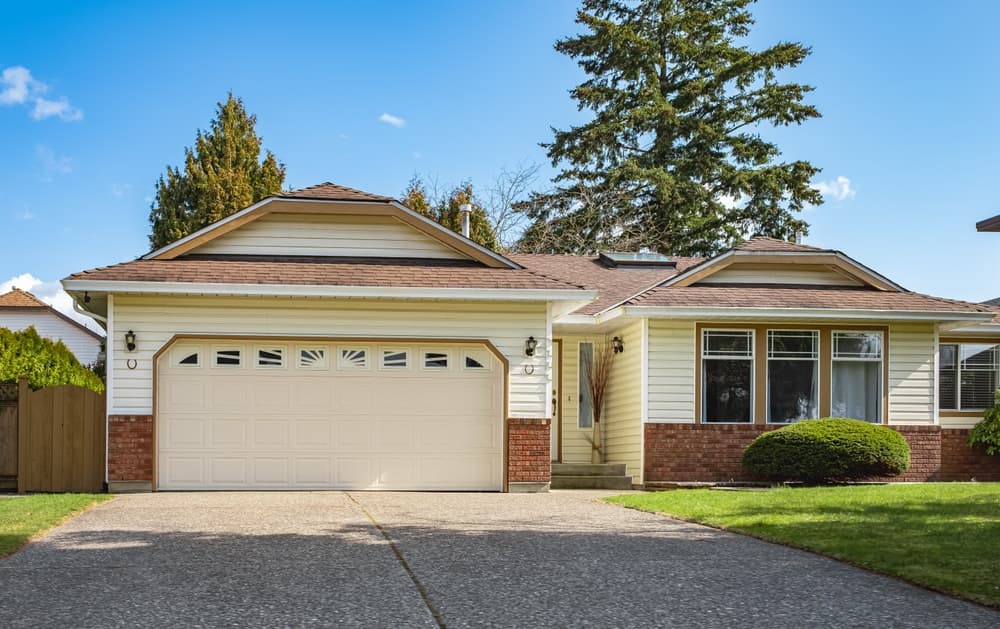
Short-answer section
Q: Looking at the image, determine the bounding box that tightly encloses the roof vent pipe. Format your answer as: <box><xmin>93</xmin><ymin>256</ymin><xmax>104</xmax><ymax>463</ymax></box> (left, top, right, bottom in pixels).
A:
<box><xmin>460</xmin><ymin>203</ymin><xmax>472</xmax><ymax>238</ymax></box>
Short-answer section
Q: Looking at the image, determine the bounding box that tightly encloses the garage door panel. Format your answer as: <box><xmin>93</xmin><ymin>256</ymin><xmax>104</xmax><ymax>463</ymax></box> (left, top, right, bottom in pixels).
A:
<box><xmin>158</xmin><ymin>340</ymin><xmax>503</xmax><ymax>491</ymax></box>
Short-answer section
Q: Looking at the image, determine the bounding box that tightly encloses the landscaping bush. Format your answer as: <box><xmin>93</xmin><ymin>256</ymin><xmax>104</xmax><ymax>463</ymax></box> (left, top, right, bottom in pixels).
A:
<box><xmin>968</xmin><ymin>391</ymin><xmax>1000</xmax><ymax>455</ymax></box>
<box><xmin>742</xmin><ymin>418</ymin><xmax>910</xmax><ymax>483</ymax></box>
<box><xmin>0</xmin><ymin>326</ymin><xmax>104</xmax><ymax>393</ymax></box>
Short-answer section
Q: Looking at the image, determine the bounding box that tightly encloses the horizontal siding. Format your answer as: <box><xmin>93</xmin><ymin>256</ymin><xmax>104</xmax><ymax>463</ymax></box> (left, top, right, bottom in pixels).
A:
<box><xmin>195</xmin><ymin>213</ymin><xmax>466</xmax><ymax>259</ymax></box>
<box><xmin>603</xmin><ymin>320</ymin><xmax>643</xmax><ymax>480</ymax></box>
<box><xmin>109</xmin><ymin>296</ymin><xmax>547</xmax><ymax>416</ymax></box>
<box><xmin>698</xmin><ymin>266</ymin><xmax>862</xmax><ymax>286</ymax></box>
<box><xmin>888</xmin><ymin>322</ymin><xmax>936</xmax><ymax>424</ymax></box>
<box><xmin>647</xmin><ymin>320</ymin><xmax>696</xmax><ymax>423</ymax></box>
<box><xmin>0</xmin><ymin>312</ymin><xmax>103</xmax><ymax>365</ymax></box>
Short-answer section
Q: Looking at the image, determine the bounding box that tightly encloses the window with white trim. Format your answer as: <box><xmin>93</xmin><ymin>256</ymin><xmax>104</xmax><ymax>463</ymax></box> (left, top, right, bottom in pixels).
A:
<box><xmin>423</xmin><ymin>351</ymin><xmax>449</xmax><ymax>369</ymax></box>
<box><xmin>297</xmin><ymin>348</ymin><xmax>328</xmax><ymax>369</ymax></box>
<box><xmin>767</xmin><ymin>330</ymin><xmax>819</xmax><ymax>424</ymax></box>
<box><xmin>702</xmin><ymin>330</ymin><xmax>754</xmax><ymax>423</ymax></box>
<box><xmin>831</xmin><ymin>332</ymin><xmax>882</xmax><ymax>423</ymax></box>
<box><xmin>175</xmin><ymin>350</ymin><xmax>200</xmax><ymax>367</ymax></box>
<box><xmin>214</xmin><ymin>348</ymin><xmax>242</xmax><ymax>367</ymax></box>
<box><xmin>256</xmin><ymin>347</ymin><xmax>284</xmax><ymax>368</ymax></box>
<box><xmin>940</xmin><ymin>343</ymin><xmax>999</xmax><ymax>410</ymax></box>
<box><xmin>338</xmin><ymin>348</ymin><xmax>369</xmax><ymax>370</ymax></box>
<box><xmin>579</xmin><ymin>342</ymin><xmax>594</xmax><ymax>428</ymax></box>
<box><xmin>381</xmin><ymin>349</ymin><xmax>408</xmax><ymax>369</ymax></box>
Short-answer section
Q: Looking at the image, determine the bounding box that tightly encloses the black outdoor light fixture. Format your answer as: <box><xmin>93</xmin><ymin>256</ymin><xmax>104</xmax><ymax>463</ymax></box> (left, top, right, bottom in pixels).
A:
<box><xmin>612</xmin><ymin>336</ymin><xmax>625</xmax><ymax>354</ymax></box>
<box><xmin>525</xmin><ymin>336</ymin><xmax>537</xmax><ymax>357</ymax></box>
<box><xmin>125</xmin><ymin>330</ymin><xmax>137</xmax><ymax>352</ymax></box>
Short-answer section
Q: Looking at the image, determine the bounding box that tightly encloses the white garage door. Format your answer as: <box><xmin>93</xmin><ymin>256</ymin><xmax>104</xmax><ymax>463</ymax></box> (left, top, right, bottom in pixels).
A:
<box><xmin>157</xmin><ymin>340</ymin><xmax>503</xmax><ymax>490</ymax></box>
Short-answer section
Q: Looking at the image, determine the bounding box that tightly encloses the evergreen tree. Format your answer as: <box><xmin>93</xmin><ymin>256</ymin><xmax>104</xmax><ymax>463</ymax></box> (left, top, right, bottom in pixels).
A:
<box><xmin>148</xmin><ymin>93</ymin><xmax>285</xmax><ymax>249</ymax></box>
<box><xmin>400</xmin><ymin>177</ymin><xmax>436</xmax><ymax>220</ymax></box>
<box><xmin>518</xmin><ymin>0</ymin><xmax>822</xmax><ymax>256</ymax></box>
<box><xmin>399</xmin><ymin>178</ymin><xmax>499</xmax><ymax>250</ymax></box>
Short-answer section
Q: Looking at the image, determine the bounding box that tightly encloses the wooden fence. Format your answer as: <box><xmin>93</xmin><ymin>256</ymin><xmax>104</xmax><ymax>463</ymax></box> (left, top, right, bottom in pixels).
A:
<box><xmin>0</xmin><ymin>383</ymin><xmax>17</xmax><ymax>490</ymax></box>
<box><xmin>1</xmin><ymin>378</ymin><xmax>106</xmax><ymax>493</ymax></box>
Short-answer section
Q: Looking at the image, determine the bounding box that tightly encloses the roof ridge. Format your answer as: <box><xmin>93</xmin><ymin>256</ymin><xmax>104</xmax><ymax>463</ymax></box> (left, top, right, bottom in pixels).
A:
<box><xmin>0</xmin><ymin>287</ymin><xmax>49</xmax><ymax>308</ymax></box>
<box><xmin>517</xmin><ymin>266</ymin><xmax>590</xmax><ymax>291</ymax></box>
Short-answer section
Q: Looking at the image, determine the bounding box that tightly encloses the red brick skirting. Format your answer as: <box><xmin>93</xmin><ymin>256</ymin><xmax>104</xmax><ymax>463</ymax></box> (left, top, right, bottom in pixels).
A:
<box><xmin>507</xmin><ymin>418</ymin><xmax>550</xmax><ymax>483</ymax></box>
<box><xmin>108</xmin><ymin>415</ymin><xmax>154</xmax><ymax>481</ymax></box>
<box><xmin>644</xmin><ymin>423</ymin><xmax>1000</xmax><ymax>483</ymax></box>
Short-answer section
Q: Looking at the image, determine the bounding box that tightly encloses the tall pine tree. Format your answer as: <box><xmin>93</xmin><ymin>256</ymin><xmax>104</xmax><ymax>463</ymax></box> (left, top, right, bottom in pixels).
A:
<box><xmin>517</xmin><ymin>0</ymin><xmax>822</xmax><ymax>256</ymax></box>
<box><xmin>400</xmin><ymin>178</ymin><xmax>499</xmax><ymax>250</ymax></box>
<box><xmin>148</xmin><ymin>93</ymin><xmax>285</xmax><ymax>249</ymax></box>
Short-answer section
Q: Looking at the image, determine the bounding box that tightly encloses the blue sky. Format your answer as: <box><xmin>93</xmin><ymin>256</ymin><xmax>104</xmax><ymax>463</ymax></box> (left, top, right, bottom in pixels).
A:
<box><xmin>1</xmin><ymin>0</ymin><xmax>998</xmax><ymax>324</ymax></box>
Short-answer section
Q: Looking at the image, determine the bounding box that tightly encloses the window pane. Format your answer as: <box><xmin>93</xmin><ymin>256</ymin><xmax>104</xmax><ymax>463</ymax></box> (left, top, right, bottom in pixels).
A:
<box><xmin>703</xmin><ymin>359</ymin><xmax>753</xmax><ymax>423</ymax></box>
<box><xmin>960</xmin><ymin>344</ymin><xmax>998</xmax><ymax>370</ymax></box>
<box><xmin>768</xmin><ymin>331</ymin><xmax>818</xmax><ymax>358</ymax></box>
<box><xmin>579</xmin><ymin>343</ymin><xmax>594</xmax><ymax>428</ymax></box>
<box><xmin>767</xmin><ymin>360</ymin><xmax>818</xmax><ymax>423</ymax></box>
<box><xmin>961</xmin><ymin>369</ymin><xmax>997</xmax><ymax>409</ymax></box>
<box><xmin>939</xmin><ymin>345</ymin><xmax>957</xmax><ymax>410</ymax></box>
<box><xmin>833</xmin><ymin>332</ymin><xmax>882</xmax><ymax>359</ymax></box>
<box><xmin>832</xmin><ymin>361</ymin><xmax>881</xmax><ymax>422</ymax></box>
<box><xmin>704</xmin><ymin>331</ymin><xmax>752</xmax><ymax>357</ymax></box>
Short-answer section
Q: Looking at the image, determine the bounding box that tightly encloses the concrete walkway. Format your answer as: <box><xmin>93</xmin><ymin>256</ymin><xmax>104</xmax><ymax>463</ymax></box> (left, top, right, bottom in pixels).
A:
<box><xmin>0</xmin><ymin>491</ymin><xmax>995</xmax><ymax>628</ymax></box>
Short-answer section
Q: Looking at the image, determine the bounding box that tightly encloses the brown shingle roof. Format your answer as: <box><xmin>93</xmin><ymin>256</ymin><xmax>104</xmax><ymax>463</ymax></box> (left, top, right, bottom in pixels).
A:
<box><xmin>0</xmin><ymin>288</ymin><xmax>48</xmax><ymax>308</ymax></box>
<box><xmin>735</xmin><ymin>236</ymin><xmax>827</xmax><ymax>252</ymax></box>
<box><xmin>510</xmin><ymin>253</ymin><xmax>704</xmax><ymax>315</ymax></box>
<box><xmin>279</xmin><ymin>182</ymin><xmax>394</xmax><ymax>203</ymax></box>
<box><xmin>627</xmin><ymin>284</ymin><xmax>994</xmax><ymax>314</ymax></box>
<box><xmin>66</xmin><ymin>256</ymin><xmax>585</xmax><ymax>291</ymax></box>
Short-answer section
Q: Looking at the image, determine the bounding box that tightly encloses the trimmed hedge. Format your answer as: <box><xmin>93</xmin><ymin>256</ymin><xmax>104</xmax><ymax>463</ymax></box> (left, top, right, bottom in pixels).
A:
<box><xmin>0</xmin><ymin>326</ymin><xmax>104</xmax><ymax>393</ymax></box>
<box><xmin>742</xmin><ymin>418</ymin><xmax>910</xmax><ymax>483</ymax></box>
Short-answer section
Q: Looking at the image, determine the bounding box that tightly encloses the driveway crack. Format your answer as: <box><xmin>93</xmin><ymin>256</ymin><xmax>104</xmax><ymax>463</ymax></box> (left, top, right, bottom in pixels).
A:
<box><xmin>345</xmin><ymin>492</ymin><xmax>445</xmax><ymax>629</ymax></box>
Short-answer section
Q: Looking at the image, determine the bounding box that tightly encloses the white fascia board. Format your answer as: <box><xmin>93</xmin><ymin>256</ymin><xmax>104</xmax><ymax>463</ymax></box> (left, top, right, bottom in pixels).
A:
<box><xmin>941</xmin><ymin>322</ymin><xmax>1000</xmax><ymax>335</ymax></box>
<box><xmin>62</xmin><ymin>279</ymin><xmax>597</xmax><ymax>303</ymax></box>
<box><xmin>623</xmin><ymin>306</ymin><xmax>995</xmax><ymax>323</ymax></box>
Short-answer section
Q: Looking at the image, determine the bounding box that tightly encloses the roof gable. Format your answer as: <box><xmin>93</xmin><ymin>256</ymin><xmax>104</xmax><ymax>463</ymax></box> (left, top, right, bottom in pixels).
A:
<box><xmin>0</xmin><ymin>288</ymin><xmax>48</xmax><ymax>308</ymax></box>
<box><xmin>144</xmin><ymin>183</ymin><xmax>517</xmax><ymax>269</ymax></box>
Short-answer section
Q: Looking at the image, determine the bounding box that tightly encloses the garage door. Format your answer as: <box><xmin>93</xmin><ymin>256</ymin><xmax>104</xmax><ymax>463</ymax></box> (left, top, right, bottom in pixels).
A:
<box><xmin>157</xmin><ymin>340</ymin><xmax>503</xmax><ymax>490</ymax></box>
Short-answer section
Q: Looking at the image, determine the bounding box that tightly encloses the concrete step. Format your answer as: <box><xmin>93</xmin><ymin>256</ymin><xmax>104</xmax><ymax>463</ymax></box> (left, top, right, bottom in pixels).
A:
<box><xmin>550</xmin><ymin>475</ymin><xmax>634</xmax><ymax>490</ymax></box>
<box><xmin>552</xmin><ymin>463</ymin><xmax>627</xmax><ymax>477</ymax></box>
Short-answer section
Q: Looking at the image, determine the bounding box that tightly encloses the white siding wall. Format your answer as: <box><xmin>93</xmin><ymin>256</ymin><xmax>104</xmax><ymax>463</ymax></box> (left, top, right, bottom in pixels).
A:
<box><xmin>697</xmin><ymin>267</ymin><xmax>862</xmax><ymax>286</ymax></box>
<box><xmin>646</xmin><ymin>320</ymin><xmax>697</xmax><ymax>423</ymax></box>
<box><xmin>109</xmin><ymin>295</ymin><xmax>547</xmax><ymax>417</ymax></box>
<box><xmin>603</xmin><ymin>320</ymin><xmax>643</xmax><ymax>481</ymax></box>
<box><xmin>0</xmin><ymin>312</ymin><xmax>103</xmax><ymax>365</ymax></box>
<box><xmin>888</xmin><ymin>322</ymin><xmax>936</xmax><ymax>424</ymax></box>
<box><xmin>195</xmin><ymin>214</ymin><xmax>466</xmax><ymax>259</ymax></box>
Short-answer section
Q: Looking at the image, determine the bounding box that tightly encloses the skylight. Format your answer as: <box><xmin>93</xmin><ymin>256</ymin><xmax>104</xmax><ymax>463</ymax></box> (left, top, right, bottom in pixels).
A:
<box><xmin>599</xmin><ymin>252</ymin><xmax>676</xmax><ymax>268</ymax></box>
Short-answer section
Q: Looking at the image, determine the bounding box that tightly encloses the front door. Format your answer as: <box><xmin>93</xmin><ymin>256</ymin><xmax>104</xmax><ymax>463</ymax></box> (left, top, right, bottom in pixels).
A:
<box><xmin>551</xmin><ymin>340</ymin><xmax>561</xmax><ymax>461</ymax></box>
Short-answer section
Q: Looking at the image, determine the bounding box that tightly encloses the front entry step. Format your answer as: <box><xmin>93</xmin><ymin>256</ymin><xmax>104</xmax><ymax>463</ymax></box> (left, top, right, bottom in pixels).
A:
<box><xmin>550</xmin><ymin>463</ymin><xmax>633</xmax><ymax>490</ymax></box>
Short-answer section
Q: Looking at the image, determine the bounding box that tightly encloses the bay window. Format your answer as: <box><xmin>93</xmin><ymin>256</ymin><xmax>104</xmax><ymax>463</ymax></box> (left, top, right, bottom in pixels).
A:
<box><xmin>939</xmin><ymin>343</ymin><xmax>999</xmax><ymax>410</ymax></box>
<box><xmin>702</xmin><ymin>330</ymin><xmax>754</xmax><ymax>423</ymax></box>
<box><xmin>831</xmin><ymin>332</ymin><xmax>883</xmax><ymax>423</ymax></box>
<box><xmin>767</xmin><ymin>331</ymin><xmax>819</xmax><ymax>423</ymax></box>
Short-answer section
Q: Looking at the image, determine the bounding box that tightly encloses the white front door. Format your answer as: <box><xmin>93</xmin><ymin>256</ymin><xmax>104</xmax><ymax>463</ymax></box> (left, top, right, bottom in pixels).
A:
<box><xmin>157</xmin><ymin>339</ymin><xmax>503</xmax><ymax>491</ymax></box>
<box><xmin>551</xmin><ymin>340</ymin><xmax>560</xmax><ymax>461</ymax></box>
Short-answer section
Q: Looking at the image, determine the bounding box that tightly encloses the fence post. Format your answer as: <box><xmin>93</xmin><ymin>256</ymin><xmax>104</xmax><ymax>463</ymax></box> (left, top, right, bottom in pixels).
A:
<box><xmin>17</xmin><ymin>376</ymin><xmax>29</xmax><ymax>494</ymax></box>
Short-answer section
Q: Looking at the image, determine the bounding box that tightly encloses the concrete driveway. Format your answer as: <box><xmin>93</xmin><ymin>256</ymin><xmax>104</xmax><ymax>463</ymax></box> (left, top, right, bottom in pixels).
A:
<box><xmin>0</xmin><ymin>491</ymin><xmax>996</xmax><ymax>628</ymax></box>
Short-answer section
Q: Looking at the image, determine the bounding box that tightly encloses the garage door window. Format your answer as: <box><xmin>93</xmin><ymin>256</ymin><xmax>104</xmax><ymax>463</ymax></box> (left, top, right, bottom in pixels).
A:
<box><xmin>256</xmin><ymin>347</ymin><xmax>285</xmax><ymax>368</ymax></box>
<box><xmin>381</xmin><ymin>349</ymin><xmax>408</xmax><ymax>369</ymax></box>
<box><xmin>424</xmin><ymin>351</ymin><xmax>449</xmax><ymax>369</ymax></box>
<box><xmin>338</xmin><ymin>348</ymin><xmax>369</xmax><ymax>370</ymax></box>
<box><xmin>463</xmin><ymin>349</ymin><xmax>491</xmax><ymax>371</ymax></box>
<box><xmin>297</xmin><ymin>348</ymin><xmax>328</xmax><ymax>369</ymax></box>
<box><xmin>173</xmin><ymin>349</ymin><xmax>200</xmax><ymax>367</ymax></box>
<box><xmin>214</xmin><ymin>348</ymin><xmax>242</xmax><ymax>367</ymax></box>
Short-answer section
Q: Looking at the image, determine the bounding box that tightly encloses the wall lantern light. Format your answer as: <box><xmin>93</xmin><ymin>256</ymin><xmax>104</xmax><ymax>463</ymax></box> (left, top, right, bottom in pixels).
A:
<box><xmin>525</xmin><ymin>336</ymin><xmax>538</xmax><ymax>357</ymax></box>
<box><xmin>612</xmin><ymin>336</ymin><xmax>625</xmax><ymax>354</ymax></box>
<box><xmin>125</xmin><ymin>330</ymin><xmax>137</xmax><ymax>352</ymax></box>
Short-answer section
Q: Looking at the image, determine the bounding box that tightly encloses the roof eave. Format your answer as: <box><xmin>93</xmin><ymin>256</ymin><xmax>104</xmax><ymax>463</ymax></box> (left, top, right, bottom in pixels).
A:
<box><xmin>621</xmin><ymin>306</ymin><xmax>994</xmax><ymax>323</ymax></box>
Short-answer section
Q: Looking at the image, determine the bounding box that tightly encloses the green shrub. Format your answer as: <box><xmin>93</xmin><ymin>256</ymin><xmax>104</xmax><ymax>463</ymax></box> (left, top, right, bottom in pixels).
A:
<box><xmin>0</xmin><ymin>326</ymin><xmax>104</xmax><ymax>393</ymax></box>
<box><xmin>742</xmin><ymin>418</ymin><xmax>910</xmax><ymax>483</ymax></box>
<box><xmin>968</xmin><ymin>391</ymin><xmax>1000</xmax><ymax>455</ymax></box>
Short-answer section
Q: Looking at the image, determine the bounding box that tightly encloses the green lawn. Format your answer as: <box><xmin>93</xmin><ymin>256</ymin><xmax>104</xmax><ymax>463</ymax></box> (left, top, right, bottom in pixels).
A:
<box><xmin>0</xmin><ymin>494</ymin><xmax>112</xmax><ymax>558</ymax></box>
<box><xmin>608</xmin><ymin>484</ymin><xmax>1000</xmax><ymax>607</ymax></box>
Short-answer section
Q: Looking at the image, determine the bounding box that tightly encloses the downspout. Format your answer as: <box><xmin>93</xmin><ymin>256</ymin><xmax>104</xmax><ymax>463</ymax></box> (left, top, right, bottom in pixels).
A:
<box><xmin>74</xmin><ymin>296</ymin><xmax>108</xmax><ymax>325</ymax></box>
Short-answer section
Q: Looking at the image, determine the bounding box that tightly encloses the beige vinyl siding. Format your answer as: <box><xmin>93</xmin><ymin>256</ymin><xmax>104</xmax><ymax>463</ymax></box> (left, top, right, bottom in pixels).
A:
<box><xmin>603</xmin><ymin>320</ymin><xmax>643</xmax><ymax>481</ymax></box>
<box><xmin>696</xmin><ymin>266</ymin><xmax>862</xmax><ymax>286</ymax></box>
<box><xmin>194</xmin><ymin>213</ymin><xmax>467</xmax><ymax>259</ymax></box>
<box><xmin>109</xmin><ymin>295</ymin><xmax>547</xmax><ymax>417</ymax></box>
<box><xmin>557</xmin><ymin>336</ymin><xmax>591</xmax><ymax>464</ymax></box>
<box><xmin>0</xmin><ymin>312</ymin><xmax>103</xmax><ymax>365</ymax></box>
<box><xmin>888</xmin><ymin>322</ymin><xmax>936</xmax><ymax>424</ymax></box>
<box><xmin>646</xmin><ymin>320</ymin><xmax>697</xmax><ymax>423</ymax></box>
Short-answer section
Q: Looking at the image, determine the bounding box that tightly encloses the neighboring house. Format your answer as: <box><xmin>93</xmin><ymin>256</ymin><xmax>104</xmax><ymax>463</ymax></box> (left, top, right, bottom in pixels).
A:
<box><xmin>63</xmin><ymin>183</ymin><xmax>1000</xmax><ymax>492</ymax></box>
<box><xmin>976</xmin><ymin>213</ymin><xmax>1000</xmax><ymax>232</ymax></box>
<box><xmin>0</xmin><ymin>288</ymin><xmax>104</xmax><ymax>366</ymax></box>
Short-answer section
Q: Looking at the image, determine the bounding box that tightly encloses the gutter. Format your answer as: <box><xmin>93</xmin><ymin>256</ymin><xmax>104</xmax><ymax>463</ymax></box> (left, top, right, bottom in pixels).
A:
<box><xmin>619</xmin><ymin>306</ymin><xmax>995</xmax><ymax>323</ymax></box>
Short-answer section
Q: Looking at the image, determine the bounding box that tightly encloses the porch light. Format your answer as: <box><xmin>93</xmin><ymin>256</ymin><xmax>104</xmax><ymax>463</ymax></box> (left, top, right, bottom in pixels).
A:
<box><xmin>612</xmin><ymin>336</ymin><xmax>624</xmax><ymax>354</ymax></box>
<box><xmin>125</xmin><ymin>330</ymin><xmax>137</xmax><ymax>352</ymax></box>
<box><xmin>525</xmin><ymin>336</ymin><xmax>537</xmax><ymax>357</ymax></box>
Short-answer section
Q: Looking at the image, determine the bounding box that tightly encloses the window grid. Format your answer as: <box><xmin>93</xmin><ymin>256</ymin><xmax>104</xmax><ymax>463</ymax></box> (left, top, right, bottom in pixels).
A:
<box><xmin>701</xmin><ymin>330</ymin><xmax>754</xmax><ymax>424</ymax></box>
<box><xmin>766</xmin><ymin>331</ymin><xmax>819</xmax><ymax>424</ymax></box>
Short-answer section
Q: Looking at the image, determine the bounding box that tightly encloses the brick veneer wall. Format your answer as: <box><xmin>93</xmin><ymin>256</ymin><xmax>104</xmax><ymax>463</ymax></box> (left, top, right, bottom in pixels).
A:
<box><xmin>108</xmin><ymin>415</ymin><xmax>154</xmax><ymax>481</ymax></box>
<box><xmin>507</xmin><ymin>418</ymin><xmax>550</xmax><ymax>484</ymax></box>
<box><xmin>644</xmin><ymin>423</ymin><xmax>1000</xmax><ymax>483</ymax></box>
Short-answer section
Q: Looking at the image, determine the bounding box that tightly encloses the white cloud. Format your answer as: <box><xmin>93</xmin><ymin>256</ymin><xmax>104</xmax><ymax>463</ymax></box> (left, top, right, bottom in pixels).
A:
<box><xmin>111</xmin><ymin>183</ymin><xmax>131</xmax><ymax>197</ymax></box>
<box><xmin>17</xmin><ymin>209</ymin><xmax>35</xmax><ymax>221</ymax></box>
<box><xmin>378</xmin><ymin>112</ymin><xmax>406</xmax><ymax>128</ymax></box>
<box><xmin>35</xmin><ymin>145</ymin><xmax>73</xmax><ymax>180</ymax></box>
<box><xmin>412</xmin><ymin>151</ymin><xmax>422</xmax><ymax>159</ymax></box>
<box><xmin>813</xmin><ymin>176</ymin><xmax>856</xmax><ymax>201</ymax></box>
<box><xmin>0</xmin><ymin>65</ymin><xmax>82</xmax><ymax>121</ymax></box>
<box><xmin>0</xmin><ymin>273</ymin><xmax>103</xmax><ymax>332</ymax></box>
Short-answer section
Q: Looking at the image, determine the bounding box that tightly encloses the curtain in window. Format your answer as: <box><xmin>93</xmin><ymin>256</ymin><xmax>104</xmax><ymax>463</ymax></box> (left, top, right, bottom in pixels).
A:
<box><xmin>832</xmin><ymin>361</ymin><xmax>880</xmax><ymax>422</ymax></box>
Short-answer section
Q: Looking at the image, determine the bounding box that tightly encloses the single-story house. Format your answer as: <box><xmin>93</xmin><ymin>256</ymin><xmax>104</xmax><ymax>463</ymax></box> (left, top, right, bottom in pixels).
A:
<box><xmin>0</xmin><ymin>288</ymin><xmax>104</xmax><ymax>366</ymax></box>
<box><xmin>64</xmin><ymin>183</ymin><xmax>1000</xmax><ymax>492</ymax></box>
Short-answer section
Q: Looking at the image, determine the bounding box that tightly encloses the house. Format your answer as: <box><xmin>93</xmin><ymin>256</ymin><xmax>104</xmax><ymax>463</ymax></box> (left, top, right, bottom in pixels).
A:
<box><xmin>977</xmin><ymin>213</ymin><xmax>1000</xmax><ymax>232</ymax></box>
<box><xmin>0</xmin><ymin>288</ymin><xmax>104</xmax><ymax>366</ymax></box>
<box><xmin>63</xmin><ymin>183</ymin><xmax>1000</xmax><ymax>492</ymax></box>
